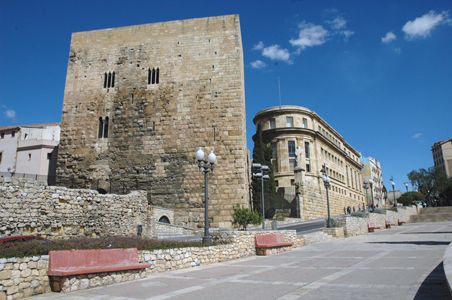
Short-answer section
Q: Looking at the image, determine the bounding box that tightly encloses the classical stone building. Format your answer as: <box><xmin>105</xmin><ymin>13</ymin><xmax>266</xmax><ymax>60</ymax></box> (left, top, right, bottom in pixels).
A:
<box><xmin>432</xmin><ymin>138</ymin><xmax>452</xmax><ymax>178</ymax></box>
<box><xmin>56</xmin><ymin>15</ymin><xmax>249</xmax><ymax>228</ymax></box>
<box><xmin>361</xmin><ymin>156</ymin><xmax>385</xmax><ymax>206</ymax></box>
<box><xmin>253</xmin><ymin>105</ymin><xmax>365</xmax><ymax>220</ymax></box>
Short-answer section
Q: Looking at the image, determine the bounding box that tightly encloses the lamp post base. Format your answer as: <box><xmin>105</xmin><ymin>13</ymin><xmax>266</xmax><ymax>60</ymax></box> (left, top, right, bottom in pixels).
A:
<box><xmin>202</xmin><ymin>235</ymin><xmax>212</xmax><ymax>246</ymax></box>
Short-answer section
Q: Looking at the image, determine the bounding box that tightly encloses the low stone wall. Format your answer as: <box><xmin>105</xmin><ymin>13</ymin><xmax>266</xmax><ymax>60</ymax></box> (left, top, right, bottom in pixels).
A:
<box><xmin>332</xmin><ymin>216</ymin><xmax>368</xmax><ymax>237</ymax></box>
<box><xmin>0</xmin><ymin>178</ymin><xmax>152</xmax><ymax>239</ymax></box>
<box><xmin>0</xmin><ymin>231</ymin><xmax>299</xmax><ymax>298</ymax></box>
<box><xmin>154</xmin><ymin>222</ymin><xmax>198</xmax><ymax>238</ymax></box>
<box><xmin>443</xmin><ymin>241</ymin><xmax>452</xmax><ymax>295</ymax></box>
<box><xmin>385</xmin><ymin>210</ymin><xmax>399</xmax><ymax>225</ymax></box>
<box><xmin>369</xmin><ymin>213</ymin><xmax>386</xmax><ymax>229</ymax></box>
<box><xmin>397</xmin><ymin>206</ymin><xmax>417</xmax><ymax>222</ymax></box>
<box><xmin>0</xmin><ymin>256</ymin><xmax>50</xmax><ymax>300</ymax></box>
<box><xmin>323</xmin><ymin>227</ymin><xmax>345</xmax><ymax>238</ymax></box>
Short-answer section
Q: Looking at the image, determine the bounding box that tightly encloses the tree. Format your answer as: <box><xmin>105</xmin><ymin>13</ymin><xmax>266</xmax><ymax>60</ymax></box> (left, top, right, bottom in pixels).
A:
<box><xmin>397</xmin><ymin>191</ymin><xmax>425</xmax><ymax>206</ymax></box>
<box><xmin>407</xmin><ymin>167</ymin><xmax>452</xmax><ymax>206</ymax></box>
<box><xmin>232</xmin><ymin>206</ymin><xmax>263</xmax><ymax>230</ymax></box>
<box><xmin>251</xmin><ymin>124</ymin><xmax>281</xmax><ymax>217</ymax></box>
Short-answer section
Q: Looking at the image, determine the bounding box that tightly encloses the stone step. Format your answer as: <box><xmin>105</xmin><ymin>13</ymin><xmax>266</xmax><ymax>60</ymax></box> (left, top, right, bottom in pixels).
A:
<box><xmin>301</xmin><ymin>231</ymin><xmax>333</xmax><ymax>245</ymax></box>
<box><xmin>410</xmin><ymin>215</ymin><xmax>452</xmax><ymax>223</ymax></box>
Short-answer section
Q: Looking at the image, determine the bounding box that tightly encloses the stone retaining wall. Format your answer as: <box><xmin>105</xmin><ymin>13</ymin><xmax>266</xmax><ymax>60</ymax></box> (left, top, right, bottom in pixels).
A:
<box><xmin>0</xmin><ymin>231</ymin><xmax>299</xmax><ymax>299</ymax></box>
<box><xmin>0</xmin><ymin>256</ymin><xmax>50</xmax><ymax>300</ymax></box>
<box><xmin>0</xmin><ymin>178</ymin><xmax>152</xmax><ymax>239</ymax></box>
<box><xmin>385</xmin><ymin>210</ymin><xmax>399</xmax><ymax>225</ymax></box>
<box><xmin>369</xmin><ymin>213</ymin><xmax>386</xmax><ymax>229</ymax></box>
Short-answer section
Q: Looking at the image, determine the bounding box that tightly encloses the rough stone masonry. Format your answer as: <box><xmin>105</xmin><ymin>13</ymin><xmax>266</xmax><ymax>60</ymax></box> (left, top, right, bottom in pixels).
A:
<box><xmin>56</xmin><ymin>15</ymin><xmax>249</xmax><ymax>228</ymax></box>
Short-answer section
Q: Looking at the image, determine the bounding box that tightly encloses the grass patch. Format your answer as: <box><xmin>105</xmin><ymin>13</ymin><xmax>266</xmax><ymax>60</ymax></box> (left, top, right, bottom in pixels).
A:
<box><xmin>0</xmin><ymin>236</ymin><xmax>205</xmax><ymax>258</ymax></box>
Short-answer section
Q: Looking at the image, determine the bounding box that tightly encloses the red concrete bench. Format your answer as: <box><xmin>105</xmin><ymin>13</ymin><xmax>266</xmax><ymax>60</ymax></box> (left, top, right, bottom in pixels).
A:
<box><xmin>368</xmin><ymin>222</ymin><xmax>381</xmax><ymax>232</ymax></box>
<box><xmin>385</xmin><ymin>220</ymin><xmax>392</xmax><ymax>229</ymax></box>
<box><xmin>255</xmin><ymin>233</ymin><xmax>293</xmax><ymax>255</ymax></box>
<box><xmin>48</xmin><ymin>248</ymin><xmax>150</xmax><ymax>291</ymax></box>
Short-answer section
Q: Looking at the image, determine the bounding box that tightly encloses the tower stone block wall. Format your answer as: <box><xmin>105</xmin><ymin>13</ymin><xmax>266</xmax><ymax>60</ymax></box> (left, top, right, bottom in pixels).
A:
<box><xmin>56</xmin><ymin>15</ymin><xmax>249</xmax><ymax>228</ymax></box>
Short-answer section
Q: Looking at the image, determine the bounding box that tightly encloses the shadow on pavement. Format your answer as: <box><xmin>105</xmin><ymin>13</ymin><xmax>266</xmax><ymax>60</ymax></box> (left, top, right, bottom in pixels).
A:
<box><xmin>402</xmin><ymin>232</ymin><xmax>452</xmax><ymax>235</ymax></box>
<box><xmin>414</xmin><ymin>262</ymin><xmax>451</xmax><ymax>300</ymax></box>
<box><xmin>367</xmin><ymin>241</ymin><xmax>450</xmax><ymax>246</ymax></box>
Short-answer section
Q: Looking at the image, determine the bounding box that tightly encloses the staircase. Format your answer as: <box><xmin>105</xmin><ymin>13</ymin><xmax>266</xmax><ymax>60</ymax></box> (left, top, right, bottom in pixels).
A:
<box><xmin>410</xmin><ymin>207</ymin><xmax>452</xmax><ymax>223</ymax></box>
<box><xmin>300</xmin><ymin>231</ymin><xmax>333</xmax><ymax>245</ymax></box>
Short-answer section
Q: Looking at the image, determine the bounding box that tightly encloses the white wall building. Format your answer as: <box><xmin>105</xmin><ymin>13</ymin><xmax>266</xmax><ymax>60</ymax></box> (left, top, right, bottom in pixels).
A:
<box><xmin>361</xmin><ymin>156</ymin><xmax>385</xmax><ymax>207</ymax></box>
<box><xmin>0</xmin><ymin>123</ymin><xmax>60</xmax><ymax>183</ymax></box>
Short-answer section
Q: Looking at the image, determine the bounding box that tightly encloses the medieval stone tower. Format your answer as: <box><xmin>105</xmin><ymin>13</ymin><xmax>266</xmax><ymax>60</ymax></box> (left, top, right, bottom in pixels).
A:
<box><xmin>56</xmin><ymin>15</ymin><xmax>249</xmax><ymax>228</ymax></box>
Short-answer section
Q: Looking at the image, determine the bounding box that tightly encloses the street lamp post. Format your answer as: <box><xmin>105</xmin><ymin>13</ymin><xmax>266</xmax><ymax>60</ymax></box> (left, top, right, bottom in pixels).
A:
<box><xmin>363</xmin><ymin>180</ymin><xmax>369</xmax><ymax>209</ymax></box>
<box><xmin>252</xmin><ymin>163</ymin><xmax>270</xmax><ymax>229</ymax></box>
<box><xmin>390</xmin><ymin>177</ymin><xmax>396</xmax><ymax>208</ymax></box>
<box><xmin>196</xmin><ymin>147</ymin><xmax>217</xmax><ymax>245</ymax></box>
<box><xmin>369</xmin><ymin>178</ymin><xmax>375</xmax><ymax>208</ymax></box>
<box><xmin>320</xmin><ymin>164</ymin><xmax>332</xmax><ymax>228</ymax></box>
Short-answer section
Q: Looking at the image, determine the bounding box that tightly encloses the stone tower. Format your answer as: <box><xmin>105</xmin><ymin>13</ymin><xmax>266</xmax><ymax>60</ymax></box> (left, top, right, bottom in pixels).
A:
<box><xmin>56</xmin><ymin>15</ymin><xmax>249</xmax><ymax>228</ymax></box>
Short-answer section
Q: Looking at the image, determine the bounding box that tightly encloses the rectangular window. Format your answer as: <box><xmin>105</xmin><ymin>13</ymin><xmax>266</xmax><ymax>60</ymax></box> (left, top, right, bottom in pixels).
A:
<box><xmin>289</xmin><ymin>159</ymin><xmax>296</xmax><ymax>171</ymax></box>
<box><xmin>302</xmin><ymin>118</ymin><xmax>308</xmax><ymax>128</ymax></box>
<box><xmin>286</xmin><ymin>116</ymin><xmax>294</xmax><ymax>127</ymax></box>
<box><xmin>269</xmin><ymin>118</ymin><xmax>276</xmax><ymax>129</ymax></box>
<box><xmin>47</xmin><ymin>152</ymin><xmax>52</xmax><ymax>160</ymax></box>
<box><xmin>304</xmin><ymin>142</ymin><xmax>310</xmax><ymax>159</ymax></box>
<box><xmin>291</xmin><ymin>179</ymin><xmax>295</xmax><ymax>186</ymax></box>
<box><xmin>306</xmin><ymin>163</ymin><xmax>311</xmax><ymax>172</ymax></box>
<box><xmin>288</xmin><ymin>141</ymin><xmax>296</xmax><ymax>158</ymax></box>
<box><xmin>11</xmin><ymin>131</ymin><xmax>15</xmax><ymax>138</ymax></box>
<box><xmin>0</xmin><ymin>152</ymin><xmax>2</xmax><ymax>164</ymax></box>
<box><xmin>271</xmin><ymin>143</ymin><xmax>277</xmax><ymax>159</ymax></box>
<box><xmin>0</xmin><ymin>133</ymin><xmax>4</xmax><ymax>139</ymax></box>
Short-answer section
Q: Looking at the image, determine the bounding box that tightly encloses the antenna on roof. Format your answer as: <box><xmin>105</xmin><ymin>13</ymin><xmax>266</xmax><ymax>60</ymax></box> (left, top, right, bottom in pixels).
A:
<box><xmin>278</xmin><ymin>77</ymin><xmax>282</xmax><ymax>108</ymax></box>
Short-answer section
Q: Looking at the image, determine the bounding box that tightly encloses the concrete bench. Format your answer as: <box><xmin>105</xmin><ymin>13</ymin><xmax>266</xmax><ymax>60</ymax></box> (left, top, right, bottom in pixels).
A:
<box><xmin>368</xmin><ymin>222</ymin><xmax>381</xmax><ymax>232</ymax></box>
<box><xmin>48</xmin><ymin>248</ymin><xmax>150</xmax><ymax>292</ymax></box>
<box><xmin>398</xmin><ymin>219</ymin><xmax>406</xmax><ymax>226</ymax></box>
<box><xmin>255</xmin><ymin>233</ymin><xmax>293</xmax><ymax>256</ymax></box>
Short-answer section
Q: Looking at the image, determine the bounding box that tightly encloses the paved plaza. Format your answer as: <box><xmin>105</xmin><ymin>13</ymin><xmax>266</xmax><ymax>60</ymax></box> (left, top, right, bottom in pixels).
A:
<box><xmin>33</xmin><ymin>221</ymin><xmax>452</xmax><ymax>300</ymax></box>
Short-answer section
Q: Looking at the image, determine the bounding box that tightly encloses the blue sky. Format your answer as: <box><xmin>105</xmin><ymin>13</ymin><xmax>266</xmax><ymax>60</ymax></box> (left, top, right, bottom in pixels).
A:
<box><xmin>1</xmin><ymin>0</ymin><xmax>451</xmax><ymax>190</ymax></box>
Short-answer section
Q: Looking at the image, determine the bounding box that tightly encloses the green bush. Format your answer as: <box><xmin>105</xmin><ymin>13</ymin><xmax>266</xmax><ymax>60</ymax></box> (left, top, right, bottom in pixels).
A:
<box><xmin>0</xmin><ymin>236</ymin><xmax>204</xmax><ymax>258</ymax></box>
<box><xmin>232</xmin><ymin>207</ymin><xmax>263</xmax><ymax>230</ymax></box>
<box><xmin>397</xmin><ymin>191</ymin><xmax>425</xmax><ymax>206</ymax></box>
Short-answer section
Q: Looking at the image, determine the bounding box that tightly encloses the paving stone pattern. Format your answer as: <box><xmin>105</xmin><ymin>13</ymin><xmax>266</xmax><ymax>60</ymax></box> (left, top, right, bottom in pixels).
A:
<box><xmin>30</xmin><ymin>221</ymin><xmax>452</xmax><ymax>300</ymax></box>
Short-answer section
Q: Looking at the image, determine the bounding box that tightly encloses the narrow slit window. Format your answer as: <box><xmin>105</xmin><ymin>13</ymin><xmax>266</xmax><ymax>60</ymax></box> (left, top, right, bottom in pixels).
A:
<box><xmin>107</xmin><ymin>72</ymin><xmax>112</xmax><ymax>88</ymax></box>
<box><xmin>156</xmin><ymin>68</ymin><xmax>159</xmax><ymax>84</ymax></box>
<box><xmin>104</xmin><ymin>117</ymin><xmax>109</xmax><ymax>138</ymax></box>
<box><xmin>148</xmin><ymin>69</ymin><xmax>151</xmax><ymax>84</ymax></box>
<box><xmin>98</xmin><ymin>117</ymin><xmax>104</xmax><ymax>138</ymax></box>
<box><xmin>111</xmin><ymin>72</ymin><xmax>115</xmax><ymax>87</ymax></box>
<box><xmin>151</xmin><ymin>68</ymin><xmax>156</xmax><ymax>84</ymax></box>
<box><xmin>104</xmin><ymin>73</ymin><xmax>107</xmax><ymax>88</ymax></box>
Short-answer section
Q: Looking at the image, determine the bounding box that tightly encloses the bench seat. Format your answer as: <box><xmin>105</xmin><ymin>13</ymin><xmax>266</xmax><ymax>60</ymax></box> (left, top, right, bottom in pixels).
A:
<box><xmin>48</xmin><ymin>263</ymin><xmax>148</xmax><ymax>276</ymax></box>
<box><xmin>48</xmin><ymin>248</ymin><xmax>149</xmax><ymax>279</ymax></box>
<box><xmin>368</xmin><ymin>222</ymin><xmax>381</xmax><ymax>233</ymax></box>
<box><xmin>255</xmin><ymin>233</ymin><xmax>293</xmax><ymax>255</ymax></box>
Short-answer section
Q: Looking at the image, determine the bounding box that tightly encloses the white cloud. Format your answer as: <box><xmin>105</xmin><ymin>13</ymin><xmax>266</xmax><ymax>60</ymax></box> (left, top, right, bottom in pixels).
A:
<box><xmin>290</xmin><ymin>22</ymin><xmax>328</xmax><ymax>50</ymax></box>
<box><xmin>261</xmin><ymin>44</ymin><xmax>291</xmax><ymax>62</ymax></box>
<box><xmin>402</xmin><ymin>10</ymin><xmax>449</xmax><ymax>39</ymax></box>
<box><xmin>2</xmin><ymin>108</ymin><xmax>16</xmax><ymax>121</ymax></box>
<box><xmin>326</xmin><ymin>16</ymin><xmax>354</xmax><ymax>41</ymax></box>
<box><xmin>381</xmin><ymin>31</ymin><xmax>397</xmax><ymax>43</ymax></box>
<box><xmin>330</xmin><ymin>16</ymin><xmax>347</xmax><ymax>30</ymax></box>
<box><xmin>412</xmin><ymin>133</ymin><xmax>422</xmax><ymax>139</ymax></box>
<box><xmin>253</xmin><ymin>41</ymin><xmax>264</xmax><ymax>51</ymax></box>
<box><xmin>250</xmin><ymin>60</ymin><xmax>266</xmax><ymax>69</ymax></box>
